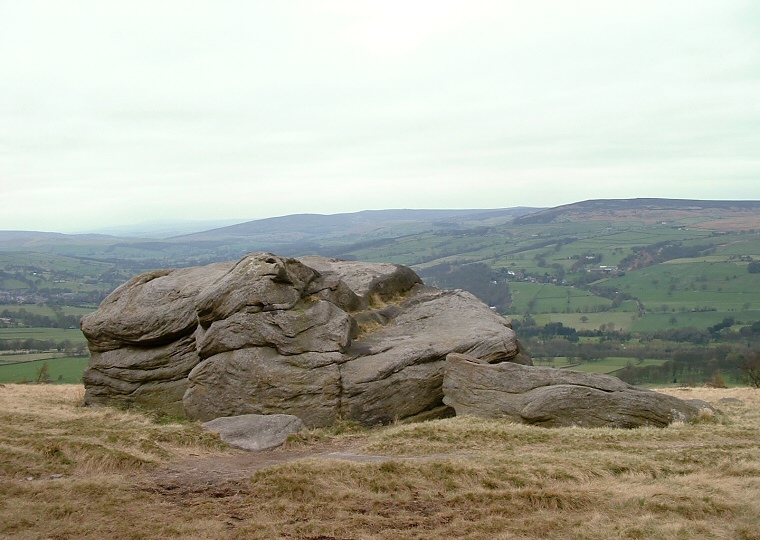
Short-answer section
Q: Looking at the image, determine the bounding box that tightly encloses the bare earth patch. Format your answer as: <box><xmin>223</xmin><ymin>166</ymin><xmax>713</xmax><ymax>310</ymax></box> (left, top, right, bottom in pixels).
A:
<box><xmin>150</xmin><ymin>442</ymin><xmax>472</xmax><ymax>494</ymax></box>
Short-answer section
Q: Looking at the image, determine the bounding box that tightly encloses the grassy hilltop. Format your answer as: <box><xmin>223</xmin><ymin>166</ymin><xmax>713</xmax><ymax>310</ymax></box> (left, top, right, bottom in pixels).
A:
<box><xmin>1</xmin><ymin>383</ymin><xmax>758</xmax><ymax>539</ymax></box>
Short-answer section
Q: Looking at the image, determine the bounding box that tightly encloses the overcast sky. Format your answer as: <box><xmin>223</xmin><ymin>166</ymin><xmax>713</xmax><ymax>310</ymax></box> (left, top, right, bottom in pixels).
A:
<box><xmin>1</xmin><ymin>1</ymin><xmax>759</xmax><ymax>232</ymax></box>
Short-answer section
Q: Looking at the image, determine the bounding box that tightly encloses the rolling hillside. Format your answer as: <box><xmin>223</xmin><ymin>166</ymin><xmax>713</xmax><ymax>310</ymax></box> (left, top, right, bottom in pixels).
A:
<box><xmin>2</xmin><ymin>198</ymin><xmax>760</xmax><ymax>385</ymax></box>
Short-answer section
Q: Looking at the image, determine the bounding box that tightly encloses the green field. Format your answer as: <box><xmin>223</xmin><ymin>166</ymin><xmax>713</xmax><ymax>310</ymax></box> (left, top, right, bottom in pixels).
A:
<box><xmin>0</xmin><ymin>356</ymin><xmax>89</xmax><ymax>384</ymax></box>
<box><xmin>509</xmin><ymin>283</ymin><xmax>613</xmax><ymax>314</ymax></box>
<box><xmin>0</xmin><ymin>278</ymin><xmax>28</xmax><ymax>289</ymax></box>
<box><xmin>566</xmin><ymin>357</ymin><xmax>665</xmax><ymax>374</ymax></box>
<box><xmin>0</xmin><ymin>327</ymin><xmax>88</xmax><ymax>343</ymax></box>
<box><xmin>535</xmin><ymin>309</ymin><xmax>760</xmax><ymax>333</ymax></box>
<box><xmin>0</xmin><ymin>251</ymin><xmax>114</xmax><ymax>276</ymax></box>
<box><xmin>533</xmin><ymin>356</ymin><xmax>665</xmax><ymax>375</ymax></box>
<box><xmin>0</xmin><ymin>352</ymin><xmax>68</xmax><ymax>365</ymax></box>
<box><xmin>605</xmin><ymin>260</ymin><xmax>760</xmax><ymax>313</ymax></box>
<box><xmin>0</xmin><ymin>304</ymin><xmax>94</xmax><ymax>317</ymax></box>
<box><xmin>630</xmin><ymin>310</ymin><xmax>760</xmax><ymax>333</ymax></box>
<box><xmin>533</xmin><ymin>312</ymin><xmax>639</xmax><ymax>331</ymax></box>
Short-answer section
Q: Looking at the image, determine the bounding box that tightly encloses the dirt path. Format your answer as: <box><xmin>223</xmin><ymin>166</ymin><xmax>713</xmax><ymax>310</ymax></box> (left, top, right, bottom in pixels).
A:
<box><xmin>147</xmin><ymin>440</ymin><xmax>469</xmax><ymax>500</ymax></box>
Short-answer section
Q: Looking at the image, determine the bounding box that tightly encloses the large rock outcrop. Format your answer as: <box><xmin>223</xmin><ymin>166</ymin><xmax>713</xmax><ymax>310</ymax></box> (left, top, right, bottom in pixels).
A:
<box><xmin>82</xmin><ymin>253</ymin><xmax>528</xmax><ymax>426</ymax></box>
<box><xmin>443</xmin><ymin>353</ymin><xmax>712</xmax><ymax>428</ymax></box>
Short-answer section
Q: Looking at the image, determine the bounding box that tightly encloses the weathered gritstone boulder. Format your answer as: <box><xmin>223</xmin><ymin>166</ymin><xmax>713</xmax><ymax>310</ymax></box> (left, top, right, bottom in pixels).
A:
<box><xmin>443</xmin><ymin>353</ymin><xmax>713</xmax><ymax>428</ymax></box>
<box><xmin>81</xmin><ymin>263</ymin><xmax>235</xmax><ymax>415</ymax></box>
<box><xmin>83</xmin><ymin>262</ymin><xmax>235</xmax><ymax>352</ymax></box>
<box><xmin>82</xmin><ymin>253</ymin><xmax>528</xmax><ymax>425</ymax></box>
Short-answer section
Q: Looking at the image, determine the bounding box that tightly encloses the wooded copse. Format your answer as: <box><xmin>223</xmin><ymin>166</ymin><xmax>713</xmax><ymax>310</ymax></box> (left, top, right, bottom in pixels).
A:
<box><xmin>0</xmin><ymin>308</ymin><xmax>81</xmax><ymax>329</ymax></box>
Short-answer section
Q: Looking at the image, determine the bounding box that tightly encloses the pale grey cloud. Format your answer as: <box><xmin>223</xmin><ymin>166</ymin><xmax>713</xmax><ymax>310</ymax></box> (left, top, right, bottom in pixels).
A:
<box><xmin>1</xmin><ymin>0</ymin><xmax>759</xmax><ymax>231</ymax></box>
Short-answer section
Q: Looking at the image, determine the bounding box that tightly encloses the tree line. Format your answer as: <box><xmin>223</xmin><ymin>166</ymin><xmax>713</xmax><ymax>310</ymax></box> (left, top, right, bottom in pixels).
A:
<box><xmin>0</xmin><ymin>308</ymin><xmax>81</xmax><ymax>329</ymax></box>
<box><xmin>418</xmin><ymin>262</ymin><xmax>512</xmax><ymax>313</ymax></box>
<box><xmin>514</xmin><ymin>317</ymin><xmax>760</xmax><ymax>386</ymax></box>
<box><xmin>0</xmin><ymin>338</ymin><xmax>87</xmax><ymax>355</ymax></box>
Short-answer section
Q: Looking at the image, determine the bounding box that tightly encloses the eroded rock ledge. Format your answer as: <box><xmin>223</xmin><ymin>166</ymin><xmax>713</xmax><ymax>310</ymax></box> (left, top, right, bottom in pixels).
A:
<box><xmin>81</xmin><ymin>253</ymin><xmax>529</xmax><ymax>426</ymax></box>
<box><xmin>443</xmin><ymin>353</ymin><xmax>713</xmax><ymax>428</ymax></box>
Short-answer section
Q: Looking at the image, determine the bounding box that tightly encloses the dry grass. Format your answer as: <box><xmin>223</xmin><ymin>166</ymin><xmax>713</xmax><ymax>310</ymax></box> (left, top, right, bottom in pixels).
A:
<box><xmin>558</xmin><ymin>208</ymin><xmax>760</xmax><ymax>232</ymax></box>
<box><xmin>692</xmin><ymin>216</ymin><xmax>760</xmax><ymax>231</ymax></box>
<box><xmin>0</xmin><ymin>384</ymin><xmax>227</xmax><ymax>479</ymax></box>
<box><xmin>355</xmin><ymin>319</ymin><xmax>385</xmax><ymax>339</ymax></box>
<box><xmin>354</xmin><ymin>291</ymin><xmax>408</xmax><ymax>338</ymax></box>
<box><xmin>1</xmin><ymin>383</ymin><xmax>759</xmax><ymax>539</ymax></box>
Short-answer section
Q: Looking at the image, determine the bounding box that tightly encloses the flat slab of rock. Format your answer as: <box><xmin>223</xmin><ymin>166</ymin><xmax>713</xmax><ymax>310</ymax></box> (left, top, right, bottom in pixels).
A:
<box><xmin>443</xmin><ymin>353</ymin><xmax>712</xmax><ymax>428</ymax></box>
<box><xmin>202</xmin><ymin>414</ymin><xmax>304</xmax><ymax>451</ymax></box>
